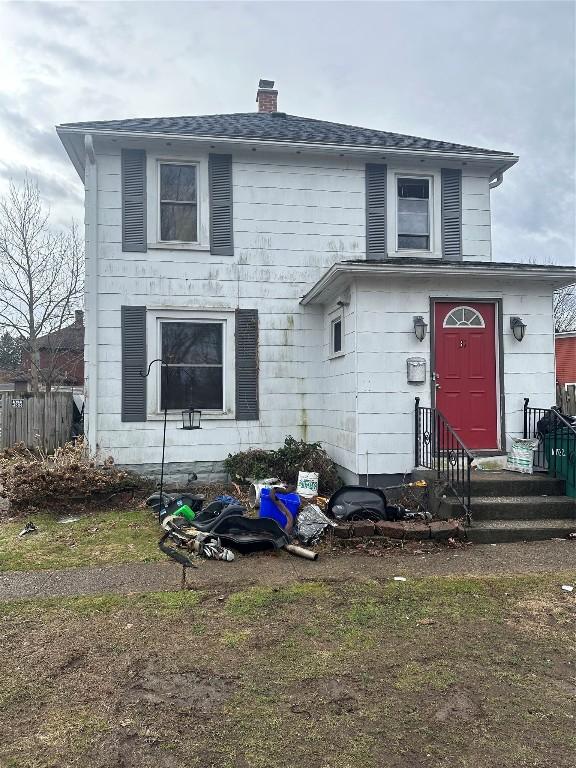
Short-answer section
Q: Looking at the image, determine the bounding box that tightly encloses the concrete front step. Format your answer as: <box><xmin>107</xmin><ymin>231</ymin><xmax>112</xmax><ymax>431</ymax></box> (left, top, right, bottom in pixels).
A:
<box><xmin>414</xmin><ymin>468</ymin><xmax>566</xmax><ymax>498</ymax></box>
<box><xmin>444</xmin><ymin>495</ymin><xmax>576</xmax><ymax>521</ymax></box>
<box><xmin>468</xmin><ymin>471</ymin><xmax>566</xmax><ymax>498</ymax></box>
<box><xmin>466</xmin><ymin>518</ymin><xmax>576</xmax><ymax>544</ymax></box>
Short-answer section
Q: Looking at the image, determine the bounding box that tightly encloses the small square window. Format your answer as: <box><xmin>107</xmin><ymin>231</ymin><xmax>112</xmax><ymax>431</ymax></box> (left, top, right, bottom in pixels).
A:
<box><xmin>397</xmin><ymin>177</ymin><xmax>430</xmax><ymax>251</ymax></box>
<box><xmin>160</xmin><ymin>163</ymin><xmax>198</xmax><ymax>242</ymax></box>
<box><xmin>331</xmin><ymin>316</ymin><xmax>343</xmax><ymax>355</ymax></box>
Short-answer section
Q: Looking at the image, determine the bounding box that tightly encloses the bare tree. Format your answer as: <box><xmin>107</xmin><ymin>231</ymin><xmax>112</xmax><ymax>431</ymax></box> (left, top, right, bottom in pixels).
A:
<box><xmin>0</xmin><ymin>178</ymin><xmax>83</xmax><ymax>391</ymax></box>
<box><xmin>554</xmin><ymin>284</ymin><xmax>576</xmax><ymax>333</ymax></box>
<box><xmin>526</xmin><ymin>257</ymin><xmax>575</xmax><ymax>334</ymax></box>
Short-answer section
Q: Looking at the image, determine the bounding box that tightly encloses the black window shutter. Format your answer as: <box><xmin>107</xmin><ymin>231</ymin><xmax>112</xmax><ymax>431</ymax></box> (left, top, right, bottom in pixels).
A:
<box><xmin>365</xmin><ymin>163</ymin><xmax>387</xmax><ymax>259</ymax></box>
<box><xmin>235</xmin><ymin>309</ymin><xmax>258</xmax><ymax>420</ymax></box>
<box><xmin>121</xmin><ymin>306</ymin><xmax>147</xmax><ymax>422</ymax></box>
<box><xmin>441</xmin><ymin>168</ymin><xmax>462</xmax><ymax>260</ymax></box>
<box><xmin>121</xmin><ymin>149</ymin><xmax>147</xmax><ymax>253</ymax></box>
<box><xmin>209</xmin><ymin>153</ymin><xmax>234</xmax><ymax>256</ymax></box>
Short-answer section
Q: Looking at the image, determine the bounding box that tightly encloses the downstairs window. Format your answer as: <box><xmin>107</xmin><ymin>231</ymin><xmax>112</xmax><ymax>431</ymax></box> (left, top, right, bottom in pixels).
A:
<box><xmin>160</xmin><ymin>320</ymin><xmax>223</xmax><ymax>410</ymax></box>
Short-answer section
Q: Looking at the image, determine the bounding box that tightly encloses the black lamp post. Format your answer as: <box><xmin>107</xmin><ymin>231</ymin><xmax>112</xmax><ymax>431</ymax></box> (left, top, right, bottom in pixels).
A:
<box><xmin>140</xmin><ymin>358</ymin><xmax>202</xmax><ymax>522</ymax></box>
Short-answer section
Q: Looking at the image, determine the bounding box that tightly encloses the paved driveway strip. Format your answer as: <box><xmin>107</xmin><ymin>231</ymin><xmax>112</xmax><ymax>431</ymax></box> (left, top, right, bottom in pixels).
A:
<box><xmin>0</xmin><ymin>539</ymin><xmax>575</xmax><ymax>601</ymax></box>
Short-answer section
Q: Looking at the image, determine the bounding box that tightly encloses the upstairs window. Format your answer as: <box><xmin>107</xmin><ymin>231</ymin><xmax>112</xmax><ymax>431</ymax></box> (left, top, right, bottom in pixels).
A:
<box><xmin>160</xmin><ymin>320</ymin><xmax>223</xmax><ymax>410</ymax></box>
<box><xmin>397</xmin><ymin>177</ymin><xmax>430</xmax><ymax>250</ymax></box>
<box><xmin>159</xmin><ymin>163</ymin><xmax>198</xmax><ymax>242</ymax></box>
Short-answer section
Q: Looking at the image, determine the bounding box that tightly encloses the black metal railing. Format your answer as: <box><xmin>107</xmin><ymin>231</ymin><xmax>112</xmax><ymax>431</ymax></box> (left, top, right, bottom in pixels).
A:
<box><xmin>523</xmin><ymin>398</ymin><xmax>576</xmax><ymax>493</ymax></box>
<box><xmin>415</xmin><ymin>397</ymin><xmax>474</xmax><ymax>524</ymax></box>
<box><xmin>523</xmin><ymin>399</ymin><xmax>551</xmax><ymax>471</ymax></box>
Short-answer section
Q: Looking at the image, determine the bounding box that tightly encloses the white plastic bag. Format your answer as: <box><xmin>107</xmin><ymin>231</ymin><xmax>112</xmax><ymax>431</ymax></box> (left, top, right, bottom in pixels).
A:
<box><xmin>506</xmin><ymin>438</ymin><xmax>540</xmax><ymax>474</ymax></box>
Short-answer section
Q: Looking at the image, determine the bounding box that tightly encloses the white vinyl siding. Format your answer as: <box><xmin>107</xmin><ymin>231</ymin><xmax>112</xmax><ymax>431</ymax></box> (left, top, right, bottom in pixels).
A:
<box><xmin>87</xmin><ymin>147</ymin><xmax>364</xmax><ymax>471</ymax></box>
<box><xmin>461</xmin><ymin>172</ymin><xmax>491</xmax><ymax>260</ymax></box>
<box><xmin>84</xmin><ymin>142</ymin><xmax>527</xmax><ymax>480</ymax></box>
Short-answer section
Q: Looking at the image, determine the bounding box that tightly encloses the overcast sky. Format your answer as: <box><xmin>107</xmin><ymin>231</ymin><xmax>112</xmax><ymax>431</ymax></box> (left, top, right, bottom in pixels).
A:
<box><xmin>0</xmin><ymin>0</ymin><xmax>574</xmax><ymax>265</ymax></box>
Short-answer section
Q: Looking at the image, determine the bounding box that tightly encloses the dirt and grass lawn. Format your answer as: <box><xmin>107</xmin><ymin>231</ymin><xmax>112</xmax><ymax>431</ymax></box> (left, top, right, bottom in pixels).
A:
<box><xmin>1</xmin><ymin>572</ymin><xmax>575</xmax><ymax>768</ymax></box>
<box><xmin>0</xmin><ymin>508</ymin><xmax>163</xmax><ymax>572</ymax></box>
<box><xmin>1</xmin><ymin>497</ymin><xmax>575</xmax><ymax>767</ymax></box>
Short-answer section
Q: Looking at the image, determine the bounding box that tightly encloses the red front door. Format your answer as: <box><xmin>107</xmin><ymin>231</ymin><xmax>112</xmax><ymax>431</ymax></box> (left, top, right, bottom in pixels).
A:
<box><xmin>434</xmin><ymin>301</ymin><xmax>498</xmax><ymax>450</ymax></box>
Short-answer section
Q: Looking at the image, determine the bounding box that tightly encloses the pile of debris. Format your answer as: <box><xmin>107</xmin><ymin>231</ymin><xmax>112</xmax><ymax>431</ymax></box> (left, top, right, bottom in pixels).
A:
<box><xmin>150</xmin><ymin>473</ymin><xmax>463</xmax><ymax>567</ymax></box>
<box><xmin>0</xmin><ymin>439</ymin><xmax>147</xmax><ymax>513</ymax></box>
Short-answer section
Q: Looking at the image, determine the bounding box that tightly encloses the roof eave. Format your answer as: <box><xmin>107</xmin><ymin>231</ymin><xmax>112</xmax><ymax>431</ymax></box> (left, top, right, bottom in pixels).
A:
<box><xmin>55</xmin><ymin>125</ymin><xmax>518</xmax><ymax>169</ymax></box>
<box><xmin>301</xmin><ymin>262</ymin><xmax>576</xmax><ymax>305</ymax></box>
<box><xmin>555</xmin><ymin>330</ymin><xmax>576</xmax><ymax>338</ymax></box>
<box><xmin>56</xmin><ymin>128</ymin><xmax>85</xmax><ymax>180</ymax></box>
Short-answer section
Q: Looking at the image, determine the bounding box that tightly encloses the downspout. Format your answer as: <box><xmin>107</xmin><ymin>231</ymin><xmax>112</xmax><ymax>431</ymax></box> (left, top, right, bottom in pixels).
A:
<box><xmin>489</xmin><ymin>172</ymin><xmax>503</xmax><ymax>189</ymax></box>
<box><xmin>353</xmin><ymin>281</ymin><xmax>360</xmax><ymax>480</ymax></box>
<box><xmin>84</xmin><ymin>134</ymin><xmax>98</xmax><ymax>455</ymax></box>
<box><xmin>488</xmin><ymin>170</ymin><xmax>504</xmax><ymax>262</ymax></box>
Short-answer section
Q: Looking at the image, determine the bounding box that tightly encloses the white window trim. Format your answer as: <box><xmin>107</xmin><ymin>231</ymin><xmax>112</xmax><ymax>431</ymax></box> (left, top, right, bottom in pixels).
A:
<box><xmin>388</xmin><ymin>170</ymin><xmax>442</xmax><ymax>258</ymax></box>
<box><xmin>396</xmin><ymin>175</ymin><xmax>431</xmax><ymax>253</ymax></box>
<box><xmin>145</xmin><ymin>308</ymin><xmax>235</xmax><ymax>420</ymax></box>
<box><xmin>147</xmin><ymin>154</ymin><xmax>210</xmax><ymax>250</ymax></box>
<box><xmin>328</xmin><ymin>307</ymin><xmax>345</xmax><ymax>359</ymax></box>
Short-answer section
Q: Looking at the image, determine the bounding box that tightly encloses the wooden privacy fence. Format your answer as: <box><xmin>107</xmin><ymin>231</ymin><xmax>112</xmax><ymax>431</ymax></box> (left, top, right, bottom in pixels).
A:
<box><xmin>557</xmin><ymin>384</ymin><xmax>576</xmax><ymax>416</ymax></box>
<box><xmin>0</xmin><ymin>392</ymin><xmax>73</xmax><ymax>452</ymax></box>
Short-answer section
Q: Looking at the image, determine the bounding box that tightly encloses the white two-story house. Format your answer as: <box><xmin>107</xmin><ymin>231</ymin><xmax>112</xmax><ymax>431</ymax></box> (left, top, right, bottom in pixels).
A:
<box><xmin>57</xmin><ymin>80</ymin><xmax>575</xmax><ymax>485</ymax></box>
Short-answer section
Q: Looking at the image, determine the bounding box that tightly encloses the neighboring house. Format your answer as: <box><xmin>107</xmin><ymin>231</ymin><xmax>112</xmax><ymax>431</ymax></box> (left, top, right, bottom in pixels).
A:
<box><xmin>0</xmin><ymin>369</ymin><xmax>29</xmax><ymax>393</ymax></box>
<box><xmin>556</xmin><ymin>331</ymin><xmax>576</xmax><ymax>387</ymax></box>
<box><xmin>21</xmin><ymin>311</ymin><xmax>85</xmax><ymax>389</ymax></box>
<box><xmin>57</xmin><ymin>80</ymin><xmax>576</xmax><ymax>483</ymax></box>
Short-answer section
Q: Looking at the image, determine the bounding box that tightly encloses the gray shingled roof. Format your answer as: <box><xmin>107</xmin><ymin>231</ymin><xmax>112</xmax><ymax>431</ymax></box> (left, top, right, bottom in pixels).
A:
<box><xmin>58</xmin><ymin>112</ymin><xmax>513</xmax><ymax>156</ymax></box>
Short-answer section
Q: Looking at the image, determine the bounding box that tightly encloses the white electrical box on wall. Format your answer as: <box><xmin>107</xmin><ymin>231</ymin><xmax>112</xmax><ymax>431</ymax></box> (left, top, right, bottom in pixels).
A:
<box><xmin>407</xmin><ymin>357</ymin><xmax>426</xmax><ymax>384</ymax></box>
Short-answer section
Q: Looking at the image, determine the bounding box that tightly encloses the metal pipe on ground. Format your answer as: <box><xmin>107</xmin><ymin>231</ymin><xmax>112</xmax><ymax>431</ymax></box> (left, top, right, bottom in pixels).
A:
<box><xmin>284</xmin><ymin>543</ymin><xmax>318</xmax><ymax>561</ymax></box>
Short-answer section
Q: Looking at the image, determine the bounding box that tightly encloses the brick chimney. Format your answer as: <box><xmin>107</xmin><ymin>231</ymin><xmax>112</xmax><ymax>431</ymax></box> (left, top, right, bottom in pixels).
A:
<box><xmin>256</xmin><ymin>79</ymin><xmax>278</xmax><ymax>113</ymax></box>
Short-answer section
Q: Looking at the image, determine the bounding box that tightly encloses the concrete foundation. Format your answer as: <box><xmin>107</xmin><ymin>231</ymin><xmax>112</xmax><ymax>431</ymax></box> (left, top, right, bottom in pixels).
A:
<box><xmin>335</xmin><ymin>466</ymin><xmax>414</xmax><ymax>489</ymax></box>
<box><xmin>118</xmin><ymin>461</ymin><xmax>229</xmax><ymax>487</ymax></box>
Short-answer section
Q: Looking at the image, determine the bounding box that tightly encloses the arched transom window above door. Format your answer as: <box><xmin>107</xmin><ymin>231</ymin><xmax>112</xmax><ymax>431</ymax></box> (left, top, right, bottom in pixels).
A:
<box><xmin>442</xmin><ymin>306</ymin><xmax>485</xmax><ymax>328</ymax></box>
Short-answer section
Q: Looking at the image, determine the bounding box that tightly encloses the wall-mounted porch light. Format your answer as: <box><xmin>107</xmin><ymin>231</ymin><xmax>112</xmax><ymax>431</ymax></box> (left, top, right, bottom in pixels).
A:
<box><xmin>510</xmin><ymin>316</ymin><xmax>527</xmax><ymax>342</ymax></box>
<box><xmin>413</xmin><ymin>316</ymin><xmax>428</xmax><ymax>342</ymax></box>
<box><xmin>181</xmin><ymin>408</ymin><xmax>202</xmax><ymax>430</ymax></box>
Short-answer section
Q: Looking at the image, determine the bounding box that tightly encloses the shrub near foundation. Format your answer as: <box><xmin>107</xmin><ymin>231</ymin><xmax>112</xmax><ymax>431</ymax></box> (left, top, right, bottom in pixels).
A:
<box><xmin>224</xmin><ymin>435</ymin><xmax>341</xmax><ymax>494</ymax></box>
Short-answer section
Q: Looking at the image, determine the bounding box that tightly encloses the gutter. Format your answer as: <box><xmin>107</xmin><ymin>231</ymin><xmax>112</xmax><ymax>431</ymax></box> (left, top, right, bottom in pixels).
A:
<box><xmin>301</xmin><ymin>261</ymin><xmax>576</xmax><ymax>305</ymax></box>
<box><xmin>56</xmin><ymin>125</ymin><xmax>518</xmax><ymax>168</ymax></box>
